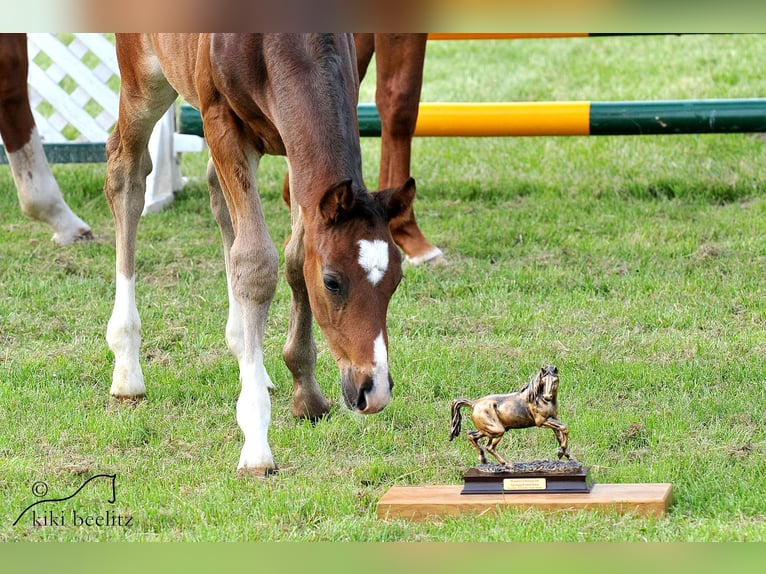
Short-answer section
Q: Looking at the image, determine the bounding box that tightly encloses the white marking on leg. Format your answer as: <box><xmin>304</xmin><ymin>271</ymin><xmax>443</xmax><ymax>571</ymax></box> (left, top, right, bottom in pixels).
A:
<box><xmin>236</xmin><ymin>351</ymin><xmax>275</xmax><ymax>471</ymax></box>
<box><xmin>406</xmin><ymin>246</ymin><xmax>444</xmax><ymax>266</ymax></box>
<box><xmin>8</xmin><ymin>127</ymin><xmax>91</xmax><ymax>245</ymax></box>
<box><xmin>358</xmin><ymin>239</ymin><xmax>389</xmax><ymax>286</ymax></box>
<box><xmin>106</xmin><ymin>274</ymin><xmax>146</xmax><ymax>397</ymax></box>
<box><xmin>224</xmin><ymin>274</ymin><xmax>245</xmax><ymax>362</ymax></box>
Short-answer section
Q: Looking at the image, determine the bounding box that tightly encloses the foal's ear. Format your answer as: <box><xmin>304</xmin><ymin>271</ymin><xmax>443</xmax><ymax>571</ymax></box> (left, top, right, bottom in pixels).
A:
<box><xmin>319</xmin><ymin>179</ymin><xmax>355</xmax><ymax>225</ymax></box>
<box><xmin>376</xmin><ymin>177</ymin><xmax>416</xmax><ymax>222</ymax></box>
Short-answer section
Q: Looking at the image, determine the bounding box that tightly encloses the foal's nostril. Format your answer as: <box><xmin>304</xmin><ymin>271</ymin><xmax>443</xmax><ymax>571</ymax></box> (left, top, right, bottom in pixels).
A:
<box><xmin>356</xmin><ymin>377</ymin><xmax>374</xmax><ymax>411</ymax></box>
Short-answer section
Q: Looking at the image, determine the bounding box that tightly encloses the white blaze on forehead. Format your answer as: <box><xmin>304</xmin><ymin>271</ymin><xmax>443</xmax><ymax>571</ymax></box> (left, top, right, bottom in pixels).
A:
<box><xmin>358</xmin><ymin>239</ymin><xmax>389</xmax><ymax>286</ymax></box>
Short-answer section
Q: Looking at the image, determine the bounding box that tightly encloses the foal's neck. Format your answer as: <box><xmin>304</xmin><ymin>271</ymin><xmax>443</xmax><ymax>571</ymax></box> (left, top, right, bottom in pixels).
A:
<box><xmin>269</xmin><ymin>35</ymin><xmax>365</xmax><ymax>211</ymax></box>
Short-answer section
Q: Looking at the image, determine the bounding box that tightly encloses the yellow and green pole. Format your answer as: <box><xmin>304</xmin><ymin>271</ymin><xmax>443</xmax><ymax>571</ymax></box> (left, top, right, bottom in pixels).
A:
<box><xmin>179</xmin><ymin>98</ymin><xmax>766</xmax><ymax>138</ymax></box>
<box><xmin>356</xmin><ymin>99</ymin><xmax>766</xmax><ymax>137</ymax></box>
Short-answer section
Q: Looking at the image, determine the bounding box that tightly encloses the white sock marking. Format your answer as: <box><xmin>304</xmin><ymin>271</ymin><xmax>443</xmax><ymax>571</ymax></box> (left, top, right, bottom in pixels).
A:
<box><xmin>224</xmin><ymin>274</ymin><xmax>245</xmax><ymax>362</ymax></box>
<box><xmin>236</xmin><ymin>352</ymin><xmax>275</xmax><ymax>471</ymax></box>
<box><xmin>106</xmin><ymin>274</ymin><xmax>146</xmax><ymax>397</ymax></box>
<box><xmin>358</xmin><ymin>239</ymin><xmax>389</xmax><ymax>286</ymax></box>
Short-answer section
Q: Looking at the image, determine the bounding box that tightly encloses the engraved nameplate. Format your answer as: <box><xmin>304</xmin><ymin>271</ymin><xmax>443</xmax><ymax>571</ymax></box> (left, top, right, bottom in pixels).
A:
<box><xmin>503</xmin><ymin>477</ymin><xmax>547</xmax><ymax>491</ymax></box>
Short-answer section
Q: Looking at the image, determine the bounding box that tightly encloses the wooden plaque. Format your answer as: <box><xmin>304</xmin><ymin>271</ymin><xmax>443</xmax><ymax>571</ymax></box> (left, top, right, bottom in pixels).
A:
<box><xmin>377</xmin><ymin>483</ymin><xmax>673</xmax><ymax>521</ymax></box>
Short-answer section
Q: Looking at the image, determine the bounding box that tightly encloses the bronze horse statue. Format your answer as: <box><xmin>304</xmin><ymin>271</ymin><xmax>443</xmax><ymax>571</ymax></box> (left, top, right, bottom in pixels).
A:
<box><xmin>449</xmin><ymin>365</ymin><xmax>571</xmax><ymax>465</ymax></box>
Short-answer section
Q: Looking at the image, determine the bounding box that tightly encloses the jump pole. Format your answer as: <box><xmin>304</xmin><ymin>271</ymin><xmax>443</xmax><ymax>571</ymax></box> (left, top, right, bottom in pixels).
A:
<box><xmin>357</xmin><ymin>99</ymin><xmax>766</xmax><ymax>137</ymax></box>
<box><xmin>178</xmin><ymin>98</ymin><xmax>766</xmax><ymax>139</ymax></box>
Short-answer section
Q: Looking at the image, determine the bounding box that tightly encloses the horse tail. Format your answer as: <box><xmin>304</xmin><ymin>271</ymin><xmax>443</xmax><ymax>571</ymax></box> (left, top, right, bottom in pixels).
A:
<box><xmin>449</xmin><ymin>398</ymin><xmax>473</xmax><ymax>441</ymax></box>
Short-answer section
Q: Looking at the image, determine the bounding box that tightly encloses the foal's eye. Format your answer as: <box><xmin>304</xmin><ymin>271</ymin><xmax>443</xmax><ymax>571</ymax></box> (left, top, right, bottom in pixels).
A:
<box><xmin>323</xmin><ymin>274</ymin><xmax>342</xmax><ymax>294</ymax></box>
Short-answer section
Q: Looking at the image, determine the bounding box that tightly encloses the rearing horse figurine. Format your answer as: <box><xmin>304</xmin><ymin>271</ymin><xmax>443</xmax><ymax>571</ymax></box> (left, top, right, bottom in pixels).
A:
<box><xmin>104</xmin><ymin>34</ymin><xmax>415</xmax><ymax>476</ymax></box>
<box><xmin>449</xmin><ymin>365</ymin><xmax>571</xmax><ymax>465</ymax></box>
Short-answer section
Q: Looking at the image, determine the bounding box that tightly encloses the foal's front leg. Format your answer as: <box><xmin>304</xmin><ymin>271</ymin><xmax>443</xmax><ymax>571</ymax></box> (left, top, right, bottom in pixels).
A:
<box><xmin>282</xmin><ymin>169</ymin><xmax>332</xmax><ymax>420</ymax></box>
<box><xmin>104</xmin><ymin>78</ymin><xmax>177</xmax><ymax>399</ymax></box>
<box><xmin>204</xmin><ymin>111</ymin><xmax>279</xmax><ymax>476</ymax></box>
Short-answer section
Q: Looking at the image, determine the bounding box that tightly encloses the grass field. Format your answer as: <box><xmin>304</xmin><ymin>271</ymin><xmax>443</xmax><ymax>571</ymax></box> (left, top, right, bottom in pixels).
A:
<box><xmin>1</xmin><ymin>34</ymin><xmax>765</xmax><ymax>542</ymax></box>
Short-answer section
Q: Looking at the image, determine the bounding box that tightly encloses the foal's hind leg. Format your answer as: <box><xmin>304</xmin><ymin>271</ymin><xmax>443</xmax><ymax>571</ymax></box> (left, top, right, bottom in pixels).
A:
<box><xmin>282</xmin><ymin>161</ymin><xmax>332</xmax><ymax>420</ymax></box>
<box><xmin>206</xmin><ymin>159</ymin><xmax>249</xmax><ymax>368</ymax></box>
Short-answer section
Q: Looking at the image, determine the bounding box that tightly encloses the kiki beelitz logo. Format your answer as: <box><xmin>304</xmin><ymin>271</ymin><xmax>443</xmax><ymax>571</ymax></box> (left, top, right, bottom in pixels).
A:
<box><xmin>13</xmin><ymin>474</ymin><xmax>132</xmax><ymax>528</ymax></box>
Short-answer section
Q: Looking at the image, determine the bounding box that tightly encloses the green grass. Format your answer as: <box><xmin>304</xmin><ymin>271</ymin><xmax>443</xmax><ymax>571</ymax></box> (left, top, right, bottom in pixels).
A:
<box><xmin>1</xmin><ymin>34</ymin><xmax>765</xmax><ymax>541</ymax></box>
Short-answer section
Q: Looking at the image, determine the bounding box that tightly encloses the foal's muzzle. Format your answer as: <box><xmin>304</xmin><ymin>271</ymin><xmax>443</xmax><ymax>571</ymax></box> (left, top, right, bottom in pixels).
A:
<box><xmin>341</xmin><ymin>368</ymin><xmax>393</xmax><ymax>414</ymax></box>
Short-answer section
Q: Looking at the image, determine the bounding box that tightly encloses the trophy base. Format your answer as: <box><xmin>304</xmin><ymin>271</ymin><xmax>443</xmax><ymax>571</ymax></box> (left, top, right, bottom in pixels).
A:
<box><xmin>377</xmin><ymin>483</ymin><xmax>674</xmax><ymax>520</ymax></box>
<box><xmin>462</xmin><ymin>460</ymin><xmax>593</xmax><ymax>494</ymax></box>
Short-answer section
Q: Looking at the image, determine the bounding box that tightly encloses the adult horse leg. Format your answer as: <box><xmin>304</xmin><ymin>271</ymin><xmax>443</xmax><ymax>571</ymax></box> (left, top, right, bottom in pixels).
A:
<box><xmin>104</xmin><ymin>41</ymin><xmax>178</xmax><ymax>400</ymax></box>
<box><xmin>282</xmin><ymin>170</ymin><xmax>332</xmax><ymax>420</ymax></box>
<box><xmin>542</xmin><ymin>417</ymin><xmax>571</xmax><ymax>460</ymax></box>
<box><xmin>367</xmin><ymin>33</ymin><xmax>443</xmax><ymax>265</ymax></box>
<box><xmin>0</xmin><ymin>33</ymin><xmax>92</xmax><ymax>245</ymax></box>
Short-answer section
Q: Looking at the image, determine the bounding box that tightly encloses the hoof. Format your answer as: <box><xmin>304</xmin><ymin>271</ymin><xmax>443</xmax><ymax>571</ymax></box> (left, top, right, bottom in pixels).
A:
<box><xmin>293</xmin><ymin>404</ymin><xmax>333</xmax><ymax>425</ymax></box>
<box><xmin>75</xmin><ymin>229</ymin><xmax>96</xmax><ymax>242</ymax></box>
<box><xmin>292</xmin><ymin>391</ymin><xmax>332</xmax><ymax>421</ymax></box>
<box><xmin>304</xmin><ymin>405</ymin><xmax>334</xmax><ymax>426</ymax></box>
<box><xmin>52</xmin><ymin>227</ymin><xmax>95</xmax><ymax>246</ymax></box>
<box><xmin>109</xmin><ymin>394</ymin><xmax>145</xmax><ymax>406</ymax></box>
<box><xmin>237</xmin><ymin>465</ymin><xmax>278</xmax><ymax>479</ymax></box>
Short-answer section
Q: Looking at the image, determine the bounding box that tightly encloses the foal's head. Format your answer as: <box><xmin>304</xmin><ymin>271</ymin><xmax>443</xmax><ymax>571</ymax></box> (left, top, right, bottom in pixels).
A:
<box><xmin>303</xmin><ymin>177</ymin><xmax>416</xmax><ymax>414</ymax></box>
